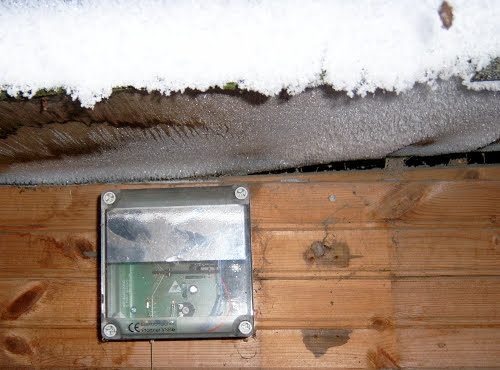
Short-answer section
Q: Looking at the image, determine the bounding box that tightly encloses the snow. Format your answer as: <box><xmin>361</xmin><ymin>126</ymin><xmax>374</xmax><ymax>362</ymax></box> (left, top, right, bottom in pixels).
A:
<box><xmin>0</xmin><ymin>0</ymin><xmax>499</xmax><ymax>108</ymax></box>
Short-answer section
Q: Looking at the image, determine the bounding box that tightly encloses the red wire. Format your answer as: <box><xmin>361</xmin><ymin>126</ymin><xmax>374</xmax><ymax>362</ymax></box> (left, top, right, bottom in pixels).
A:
<box><xmin>206</xmin><ymin>278</ymin><xmax>232</xmax><ymax>332</ymax></box>
<box><xmin>206</xmin><ymin>322</ymin><xmax>224</xmax><ymax>332</ymax></box>
<box><xmin>221</xmin><ymin>278</ymin><xmax>232</xmax><ymax>310</ymax></box>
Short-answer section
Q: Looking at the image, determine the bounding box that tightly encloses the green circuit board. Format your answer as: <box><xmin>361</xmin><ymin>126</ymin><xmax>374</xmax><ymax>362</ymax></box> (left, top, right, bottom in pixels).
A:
<box><xmin>107</xmin><ymin>261</ymin><xmax>220</xmax><ymax>319</ymax></box>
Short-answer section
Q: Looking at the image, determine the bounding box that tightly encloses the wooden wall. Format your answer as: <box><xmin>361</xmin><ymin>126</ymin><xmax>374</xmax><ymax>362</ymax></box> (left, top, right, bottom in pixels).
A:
<box><xmin>0</xmin><ymin>166</ymin><xmax>499</xmax><ymax>367</ymax></box>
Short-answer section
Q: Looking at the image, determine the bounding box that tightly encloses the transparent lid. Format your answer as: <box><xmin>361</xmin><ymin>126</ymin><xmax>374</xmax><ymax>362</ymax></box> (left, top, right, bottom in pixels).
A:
<box><xmin>100</xmin><ymin>186</ymin><xmax>254</xmax><ymax>340</ymax></box>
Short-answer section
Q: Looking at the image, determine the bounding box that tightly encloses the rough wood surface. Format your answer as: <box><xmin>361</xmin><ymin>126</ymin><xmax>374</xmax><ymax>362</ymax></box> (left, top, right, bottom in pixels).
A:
<box><xmin>0</xmin><ymin>179</ymin><xmax>499</xmax><ymax>231</ymax></box>
<box><xmin>0</xmin><ymin>166</ymin><xmax>499</xmax><ymax>367</ymax></box>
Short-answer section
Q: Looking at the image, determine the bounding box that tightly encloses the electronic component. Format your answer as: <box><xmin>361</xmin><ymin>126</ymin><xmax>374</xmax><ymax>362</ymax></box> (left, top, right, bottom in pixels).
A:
<box><xmin>100</xmin><ymin>186</ymin><xmax>253</xmax><ymax>340</ymax></box>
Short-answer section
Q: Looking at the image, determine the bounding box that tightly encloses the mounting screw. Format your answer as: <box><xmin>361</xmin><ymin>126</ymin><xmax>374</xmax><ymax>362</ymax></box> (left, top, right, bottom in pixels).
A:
<box><xmin>103</xmin><ymin>191</ymin><xmax>116</xmax><ymax>205</ymax></box>
<box><xmin>235</xmin><ymin>187</ymin><xmax>248</xmax><ymax>200</ymax></box>
<box><xmin>103</xmin><ymin>323</ymin><xmax>117</xmax><ymax>338</ymax></box>
<box><xmin>238</xmin><ymin>320</ymin><xmax>253</xmax><ymax>335</ymax></box>
<box><xmin>130</xmin><ymin>306</ymin><xmax>137</xmax><ymax>314</ymax></box>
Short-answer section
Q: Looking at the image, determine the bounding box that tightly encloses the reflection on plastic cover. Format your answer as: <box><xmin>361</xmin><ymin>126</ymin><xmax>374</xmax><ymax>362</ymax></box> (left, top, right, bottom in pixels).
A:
<box><xmin>106</xmin><ymin>204</ymin><xmax>246</xmax><ymax>263</ymax></box>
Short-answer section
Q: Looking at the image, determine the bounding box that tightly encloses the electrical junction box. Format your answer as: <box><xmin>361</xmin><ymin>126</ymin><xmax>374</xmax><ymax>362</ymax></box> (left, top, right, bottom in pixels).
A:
<box><xmin>100</xmin><ymin>185</ymin><xmax>253</xmax><ymax>340</ymax></box>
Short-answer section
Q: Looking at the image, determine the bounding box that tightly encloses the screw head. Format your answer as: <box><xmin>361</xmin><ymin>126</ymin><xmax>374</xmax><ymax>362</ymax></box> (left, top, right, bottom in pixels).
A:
<box><xmin>103</xmin><ymin>323</ymin><xmax>117</xmax><ymax>338</ymax></box>
<box><xmin>103</xmin><ymin>191</ymin><xmax>116</xmax><ymax>205</ymax></box>
<box><xmin>235</xmin><ymin>187</ymin><xmax>248</xmax><ymax>200</ymax></box>
<box><xmin>238</xmin><ymin>320</ymin><xmax>253</xmax><ymax>335</ymax></box>
<box><xmin>130</xmin><ymin>306</ymin><xmax>137</xmax><ymax>314</ymax></box>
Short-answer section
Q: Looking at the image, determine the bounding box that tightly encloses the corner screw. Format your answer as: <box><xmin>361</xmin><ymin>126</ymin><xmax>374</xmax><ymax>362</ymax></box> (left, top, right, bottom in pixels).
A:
<box><xmin>103</xmin><ymin>191</ymin><xmax>116</xmax><ymax>205</ymax></box>
<box><xmin>238</xmin><ymin>320</ymin><xmax>253</xmax><ymax>335</ymax></box>
<box><xmin>103</xmin><ymin>323</ymin><xmax>117</xmax><ymax>338</ymax></box>
<box><xmin>235</xmin><ymin>187</ymin><xmax>248</xmax><ymax>200</ymax></box>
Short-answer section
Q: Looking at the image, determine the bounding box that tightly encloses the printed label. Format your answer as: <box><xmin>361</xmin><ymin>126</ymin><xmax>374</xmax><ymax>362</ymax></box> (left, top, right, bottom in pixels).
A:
<box><xmin>127</xmin><ymin>320</ymin><xmax>177</xmax><ymax>334</ymax></box>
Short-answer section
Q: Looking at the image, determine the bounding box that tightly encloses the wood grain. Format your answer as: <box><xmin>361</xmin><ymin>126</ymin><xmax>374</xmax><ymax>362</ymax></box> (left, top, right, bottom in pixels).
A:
<box><xmin>0</xmin><ymin>232</ymin><xmax>96</xmax><ymax>278</ymax></box>
<box><xmin>1</xmin><ymin>228</ymin><xmax>499</xmax><ymax>279</ymax></box>
<box><xmin>390</xmin><ymin>228</ymin><xmax>500</xmax><ymax>277</ymax></box>
<box><xmin>393</xmin><ymin>277</ymin><xmax>500</xmax><ymax>327</ymax></box>
<box><xmin>0</xmin><ymin>166</ymin><xmax>499</xmax><ymax>367</ymax></box>
<box><xmin>1</xmin><ymin>277</ymin><xmax>498</xmax><ymax>330</ymax></box>
<box><xmin>255</xmin><ymin>228</ymin><xmax>500</xmax><ymax>279</ymax></box>
<box><xmin>2</xmin><ymin>327</ymin><xmax>499</xmax><ymax>368</ymax></box>
<box><xmin>0</xmin><ymin>279</ymin><xmax>392</xmax><ymax>329</ymax></box>
<box><xmin>0</xmin><ymin>178</ymin><xmax>498</xmax><ymax>231</ymax></box>
<box><xmin>0</xmin><ymin>327</ymin><xmax>396</xmax><ymax>368</ymax></box>
<box><xmin>398</xmin><ymin>328</ymin><xmax>500</xmax><ymax>368</ymax></box>
<box><xmin>250</xmin><ymin>181</ymin><xmax>500</xmax><ymax>229</ymax></box>
<box><xmin>0</xmin><ymin>327</ymin><xmax>150</xmax><ymax>367</ymax></box>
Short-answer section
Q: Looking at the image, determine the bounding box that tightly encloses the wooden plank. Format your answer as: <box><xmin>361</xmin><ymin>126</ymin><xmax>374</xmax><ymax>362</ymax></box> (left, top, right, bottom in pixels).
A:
<box><xmin>0</xmin><ymin>280</ymin><xmax>97</xmax><ymax>327</ymax></box>
<box><xmin>2</xmin><ymin>277</ymin><xmax>498</xmax><ymax>330</ymax></box>
<box><xmin>9</xmin><ymin>326</ymin><xmax>499</xmax><ymax>368</ymax></box>
<box><xmin>0</xmin><ymin>327</ymin><xmax>150</xmax><ymax>367</ymax></box>
<box><xmin>393</xmin><ymin>278</ymin><xmax>500</xmax><ymax>327</ymax></box>
<box><xmin>154</xmin><ymin>328</ymin><xmax>399</xmax><ymax>368</ymax></box>
<box><xmin>152</xmin><ymin>330</ymin><xmax>262</xmax><ymax>367</ymax></box>
<box><xmin>255</xmin><ymin>228</ymin><xmax>500</xmax><ymax>279</ymax></box>
<box><xmin>0</xmin><ymin>185</ymin><xmax>99</xmax><ymax>231</ymax></box>
<box><xmin>371</xmin><ymin>165</ymin><xmax>500</xmax><ymax>181</ymax></box>
<box><xmin>226</xmin><ymin>165</ymin><xmax>500</xmax><ymax>182</ymax></box>
<box><xmin>0</xmin><ymin>180</ymin><xmax>498</xmax><ymax>231</ymax></box>
<box><xmin>0</xmin><ymin>327</ymin><xmax>398</xmax><ymax>368</ymax></box>
<box><xmin>254</xmin><ymin>279</ymin><xmax>392</xmax><ymax>329</ymax></box>
<box><xmin>391</xmin><ymin>228</ymin><xmax>500</xmax><ymax>277</ymax></box>
<box><xmin>1</xmin><ymin>228</ymin><xmax>499</xmax><ymax>279</ymax></box>
<box><xmin>259</xmin><ymin>328</ymin><xmax>398</xmax><ymax>368</ymax></box>
<box><xmin>253</xmin><ymin>229</ymin><xmax>391</xmax><ymax>280</ymax></box>
<box><xmin>0</xmin><ymin>279</ymin><xmax>392</xmax><ymax>330</ymax></box>
<box><xmin>2</xmin><ymin>327</ymin><xmax>499</xmax><ymax>368</ymax></box>
<box><xmin>250</xmin><ymin>181</ymin><xmax>500</xmax><ymax>229</ymax></box>
<box><xmin>0</xmin><ymin>232</ymin><xmax>96</xmax><ymax>278</ymax></box>
<box><xmin>398</xmin><ymin>328</ymin><xmax>500</xmax><ymax>368</ymax></box>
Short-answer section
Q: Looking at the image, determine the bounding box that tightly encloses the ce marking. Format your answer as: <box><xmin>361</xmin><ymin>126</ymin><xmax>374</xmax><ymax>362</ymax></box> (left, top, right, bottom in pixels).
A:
<box><xmin>128</xmin><ymin>323</ymin><xmax>141</xmax><ymax>332</ymax></box>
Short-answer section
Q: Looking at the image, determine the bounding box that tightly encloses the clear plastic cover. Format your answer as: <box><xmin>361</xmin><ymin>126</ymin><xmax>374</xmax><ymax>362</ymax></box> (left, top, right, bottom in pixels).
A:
<box><xmin>100</xmin><ymin>186</ymin><xmax>253</xmax><ymax>340</ymax></box>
